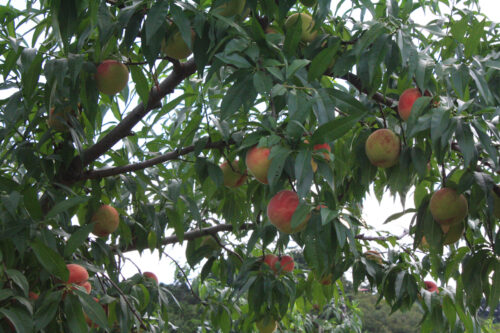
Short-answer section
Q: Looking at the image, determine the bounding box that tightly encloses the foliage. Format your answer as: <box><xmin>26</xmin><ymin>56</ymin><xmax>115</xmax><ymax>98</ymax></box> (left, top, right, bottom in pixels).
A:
<box><xmin>0</xmin><ymin>0</ymin><xmax>499</xmax><ymax>332</ymax></box>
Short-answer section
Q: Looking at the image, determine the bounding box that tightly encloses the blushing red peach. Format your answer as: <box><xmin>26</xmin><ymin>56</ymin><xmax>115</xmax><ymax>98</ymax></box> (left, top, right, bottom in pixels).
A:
<box><xmin>143</xmin><ymin>272</ymin><xmax>158</xmax><ymax>284</ymax></box>
<box><xmin>95</xmin><ymin>60</ymin><xmax>129</xmax><ymax>95</ymax></box>
<box><xmin>66</xmin><ymin>264</ymin><xmax>89</xmax><ymax>285</ymax></box>
<box><xmin>267</xmin><ymin>190</ymin><xmax>310</xmax><ymax>234</ymax></box>
<box><xmin>365</xmin><ymin>129</ymin><xmax>400</xmax><ymax>168</ymax></box>
<box><xmin>246</xmin><ymin>146</ymin><xmax>271</xmax><ymax>184</ymax></box>
<box><xmin>398</xmin><ymin>88</ymin><xmax>422</xmax><ymax>121</ymax></box>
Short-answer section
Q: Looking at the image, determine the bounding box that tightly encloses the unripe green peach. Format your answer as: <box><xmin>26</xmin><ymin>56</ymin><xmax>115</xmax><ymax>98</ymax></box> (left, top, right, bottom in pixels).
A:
<box><xmin>161</xmin><ymin>29</ymin><xmax>195</xmax><ymax>60</ymax></box>
<box><xmin>256</xmin><ymin>318</ymin><xmax>277</xmax><ymax>333</ymax></box>
<box><xmin>285</xmin><ymin>13</ymin><xmax>318</xmax><ymax>43</ymax></box>
<box><xmin>213</xmin><ymin>0</ymin><xmax>246</xmax><ymax>17</ymax></box>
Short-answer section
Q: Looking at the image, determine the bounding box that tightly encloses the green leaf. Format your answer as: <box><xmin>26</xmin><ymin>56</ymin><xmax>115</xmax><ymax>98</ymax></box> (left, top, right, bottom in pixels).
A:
<box><xmin>267</xmin><ymin>146</ymin><xmax>291</xmax><ymax>186</ymax></box>
<box><xmin>220</xmin><ymin>75</ymin><xmax>254</xmax><ymax>119</ymax></box>
<box><xmin>75</xmin><ymin>290</ymin><xmax>109</xmax><ymax>329</ymax></box>
<box><xmin>294</xmin><ymin>149</ymin><xmax>313</xmax><ymax>199</ymax></box>
<box><xmin>253</xmin><ymin>71</ymin><xmax>273</xmax><ymax>94</ymax></box>
<box><xmin>442</xmin><ymin>295</ymin><xmax>456</xmax><ymax>330</ymax></box>
<box><xmin>0</xmin><ymin>307</ymin><xmax>33</xmax><ymax>332</ymax></box>
<box><xmin>311</xmin><ymin>110</ymin><xmax>366</xmax><ymax>144</ymax></box>
<box><xmin>455</xmin><ymin>119</ymin><xmax>475</xmax><ymax>167</ymax></box>
<box><xmin>34</xmin><ymin>290</ymin><xmax>63</xmax><ymax>330</ymax></box>
<box><xmin>23</xmin><ymin>187</ymin><xmax>42</xmax><ymax>219</ymax></box>
<box><xmin>5</xmin><ymin>269</ymin><xmax>29</xmax><ymax>296</ymax></box>
<box><xmin>31</xmin><ymin>240</ymin><xmax>68</xmax><ymax>281</ymax></box>
<box><xmin>166</xmin><ymin>208</ymin><xmax>184</xmax><ymax>243</ymax></box>
<box><xmin>63</xmin><ymin>294</ymin><xmax>88</xmax><ymax>333</ymax></box>
<box><xmin>308</xmin><ymin>41</ymin><xmax>340</xmax><ymax>81</ymax></box>
<box><xmin>129</xmin><ymin>66</ymin><xmax>150</xmax><ymax>105</ymax></box>
<box><xmin>291</xmin><ymin>202</ymin><xmax>310</xmax><ymax>229</ymax></box>
<box><xmin>64</xmin><ymin>224</ymin><xmax>94</xmax><ymax>257</ymax></box>
<box><xmin>144</xmin><ymin>0</ymin><xmax>169</xmax><ymax>46</ymax></box>
<box><xmin>45</xmin><ymin>196</ymin><xmax>89</xmax><ymax>219</ymax></box>
<box><xmin>286</xmin><ymin>59</ymin><xmax>310</xmax><ymax>79</ymax></box>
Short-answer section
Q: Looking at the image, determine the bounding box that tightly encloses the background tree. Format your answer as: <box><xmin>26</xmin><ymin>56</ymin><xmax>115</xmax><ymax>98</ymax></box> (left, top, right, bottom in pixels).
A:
<box><xmin>0</xmin><ymin>0</ymin><xmax>499</xmax><ymax>332</ymax></box>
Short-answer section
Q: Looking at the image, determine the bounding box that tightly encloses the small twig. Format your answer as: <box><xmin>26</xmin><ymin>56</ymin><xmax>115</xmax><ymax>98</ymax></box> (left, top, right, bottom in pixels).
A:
<box><xmin>210</xmin><ymin>234</ymin><xmax>243</xmax><ymax>263</ymax></box>
<box><xmin>355</xmin><ymin>230</ymin><xmax>408</xmax><ymax>241</ymax></box>
<box><xmin>162</xmin><ymin>251</ymin><xmax>207</xmax><ymax>306</ymax></box>
<box><xmin>100</xmin><ymin>273</ymin><xmax>148</xmax><ymax>330</ymax></box>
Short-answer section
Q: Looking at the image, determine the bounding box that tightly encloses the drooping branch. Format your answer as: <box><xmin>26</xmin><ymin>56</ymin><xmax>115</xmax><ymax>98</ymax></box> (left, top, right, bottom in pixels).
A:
<box><xmin>85</xmin><ymin>139</ymin><xmax>233</xmax><ymax>179</ymax></box>
<box><xmin>80</xmin><ymin>59</ymin><xmax>197</xmax><ymax>169</ymax></box>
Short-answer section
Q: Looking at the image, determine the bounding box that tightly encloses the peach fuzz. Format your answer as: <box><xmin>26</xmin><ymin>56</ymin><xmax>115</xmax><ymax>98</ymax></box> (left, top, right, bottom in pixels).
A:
<box><xmin>246</xmin><ymin>146</ymin><xmax>271</xmax><ymax>184</ymax></box>
<box><xmin>267</xmin><ymin>190</ymin><xmax>309</xmax><ymax>234</ymax></box>
<box><xmin>398</xmin><ymin>88</ymin><xmax>422</xmax><ymax>121</ymax></box>
<box><xmin>220</xmin><ymin>160</ymin><xmax>247</xmax><ymax>188</ymax></box>
<box><xmin>364</xmin><ymin>129</ymin><xmax>400</xmax><ymax>168</ymax></box>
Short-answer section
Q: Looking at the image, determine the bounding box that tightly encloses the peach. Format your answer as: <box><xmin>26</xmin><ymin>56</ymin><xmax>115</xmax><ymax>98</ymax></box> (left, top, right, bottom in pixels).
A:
<box><xmin>285</xmin><ymin>13</ymin><xmax>317</xmax><ymax>43</ymax></box>
<box><xmin>263</xmin><ymin>254</ymin><xmax>294</xmax><ymax>274</ymax></box>
<box><xmin>398</xmin><ymin>88</ymin><xmax>422</xmax><ymax>121</ymax></box>
<box><xmin>429</xmin><ymin>188</ymin><xmax>468</xmax><ymax>228</ymax></box>
<box><xmin>307</xmin><ymin>142</ymin><xmax>331</xmax><ymax>172</ymax></box>
<box><xmin>256</xmin><ymin>317</ymin><xmax>277</xmax><ymax>333</ymax></box>
<box><xmin>424</xmin><ymin>281</ymin><xmax>438</xmax><ymax>293</ymax></box>
<box><xmin>66</xmin><ymin>264</ymin><xmax>89</xmax><ymax>285</ymax></box>
<box><xmin>80</xmin><ymin>281</ymin><xmax>91</xmax><ymax>294</ymax></box>
<box><xmin>47</xmin><ymin>106</ymin><xmax>74</xmax><ymax>131</ymax></box>
<box><xmin>246</xmin><ymin>146</ymin><xmax>271</xmax><ymax>184</ymax></box>
<box><xmin>220</xmin><ymin>160</ymin><xmax>247</xmax><ymax>188</ymax></box>
<box><xmin>29</xmin><ymin>291</ymin><xmax>39</xmax><ymax>300</ymax></box>
<box><xmin>365</xmin><ymin>129</ymin><xmax>400</xmax><ymax>168</ymax></box>
<box><xmin>364</xmin><ymin>250</ymin><xmax>383</xmax><ymax>264</ymax></box>
<box><xmin>267</xmin><ymin>190</ymin><xmax>309</xmax><ymax>234</ymax></box>
<box><xmin>161</xmin><ymin>28</ymin><xmax>195</xmax><ymax>60</ymax></box>
<box><xmin>91</xmin><ymin>205</ymin><xmax>119</xmax><ymax>238</ymax></box>
<box><xmin>213</xmin><ymin>0</ymin><xmax>246</xmax><ymax>17</ymax></box>
<box><xmin>95</xmin><ymin>60</ymin><xmax>129</xmax><ymax>95</ymax></box>
<box><xmin>143</xmin><ymin>272</ymin><xmax>158</xmax><ymax>284</ymax></box>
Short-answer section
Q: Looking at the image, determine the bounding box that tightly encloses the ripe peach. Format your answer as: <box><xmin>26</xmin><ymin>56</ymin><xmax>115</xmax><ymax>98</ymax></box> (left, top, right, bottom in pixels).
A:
<box><xmin>365</xmin><ymin>129</ymin><xmax>400</xmax><ymax>168</ymax></box>
<box><xmin>429</xmin><ymin>188</ymin><xmax>468</xmax><ymax>228</ymax></box>
<box><xmin>285</xmin><ymin>13</ymin><xmax>317</xmax><ymax>43</ymax></box>
<box><xmin>66</xmin><ymin>264</ymin><xmax>89</xmax><ymax>285</ymax></box>
<box><xmin>95</xmin><ymin>60</ymin><xmax>129</xmax><ymax>95</ymax></box>
<box><xmin>267</xmin><ymin>190</ymin><xmax>309</xmax><ymax>234</ymax></box>
<box><xmin>220</xmin><ymin>160</ymin><xmax>247</xmax><ymax>188</ymax></box>
<box><xmin>424</xmin><ymin>281</ymin><xmax>438</xmax><ymax>293</ymax></box>
<box><xmin>263</xmin><ymin>254</ymin><xmax>294</xmax><ymax>274</ymax></box>
<box><xmin>364</xmin><ymin>250</ymin><xmax>383</xmax><ymax>264</ymax></box>
<box><xmin>80</xmin><ymin>281</ymin><xmax>92</xmax><ymax>294</ymax></box>
<box><xmin>442</xmin><ymin>222</ymin><xmax>464</xmax><ymax>245</ymax></box>
<box><xmin>398</xmin><ymin>88</ymin><xmax>422</xmax><ymax>121</ymax></box>
<box><xmin>307</xmin><ymin>142</ymin><xmax>331</xmax><ymax>172</ymax></box>
<box><xmin>91</xmin><ymin>205</ymin><xmax>119</xmax><ymax>238</ymax></box>
<box><xmin>143</xmin><ymin>272</ymin><xmax>158</xmax><ymax>284</ymax></box>
<box><xmin>246</xmin><ymin>146</ymin><xmax>271</xmax><ymax>184</ymax></box>
<box><xmin>29</xmin><ymin>291</ymin><xmax>39</xmax><ymax>300</ymax></box>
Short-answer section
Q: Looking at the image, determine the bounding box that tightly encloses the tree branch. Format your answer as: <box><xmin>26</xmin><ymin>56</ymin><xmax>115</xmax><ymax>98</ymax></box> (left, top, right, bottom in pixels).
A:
<box><xmin>340</xmin><ymin>72</ymin><xmax>397</xmax><ymax>110</ymax></box>
<box><xmin>119</xmin><ymin>223</ymin><xmax>407</xmax><ymax>253</ymax></box>
<box><xmin>79</xmin><ymin>59</ymin><xmax>196</xmax><ymax>169</ymax></box>
<box><xmin>84</xmin><ymin>139</ymin><xmax>233</xmax><ymax>179</ymax></box>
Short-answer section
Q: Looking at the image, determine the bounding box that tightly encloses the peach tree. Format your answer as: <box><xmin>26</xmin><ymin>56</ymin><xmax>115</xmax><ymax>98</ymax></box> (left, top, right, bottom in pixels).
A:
<box><xmin>0</xmin><ymin>0</ymin><xmax>499</xmax><ymax>332</ymax></box>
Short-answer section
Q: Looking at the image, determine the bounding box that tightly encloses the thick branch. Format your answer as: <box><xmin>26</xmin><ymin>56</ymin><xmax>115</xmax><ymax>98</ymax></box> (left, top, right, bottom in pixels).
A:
<box><xmin>81</xmin><ymin>59</ymin><xmax>196</xmax><ymax>168</ymax></box>
<box><xmin>85</xmin><ymin>139</ymin><xmax>232</xmax><ymax>179</ymax></box>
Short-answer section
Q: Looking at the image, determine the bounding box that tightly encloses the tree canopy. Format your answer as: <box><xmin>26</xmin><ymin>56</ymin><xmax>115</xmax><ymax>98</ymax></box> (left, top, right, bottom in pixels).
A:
<box><xmin>0</xmin><ymin>0</ymin><xmax>499</xmax><ymax>332</ymax></box>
